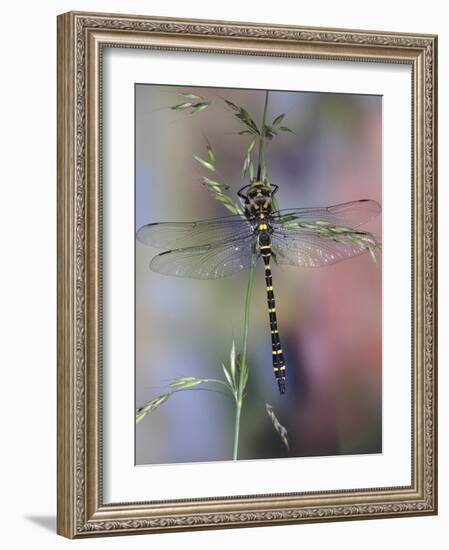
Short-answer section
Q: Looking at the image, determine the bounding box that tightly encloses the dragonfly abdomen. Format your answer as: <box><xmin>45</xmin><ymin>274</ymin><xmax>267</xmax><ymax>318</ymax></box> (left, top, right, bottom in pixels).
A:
<box><xmin>259</xmin><ymin>231</ymin><xmax>286</xmax><ymax>395</ymax></box>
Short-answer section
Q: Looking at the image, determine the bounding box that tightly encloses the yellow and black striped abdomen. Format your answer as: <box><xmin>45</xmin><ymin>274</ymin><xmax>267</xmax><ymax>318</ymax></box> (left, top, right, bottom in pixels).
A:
<box><xmin>258</xmin><ymin>227</ymin><xmax>286</xmax><ymax>395</ymax></box>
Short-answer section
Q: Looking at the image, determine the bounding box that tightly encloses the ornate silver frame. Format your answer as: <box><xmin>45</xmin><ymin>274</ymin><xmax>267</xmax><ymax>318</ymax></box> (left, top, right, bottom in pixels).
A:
<box><xmin>57</xmin><ymin>11</ymin><xmax>438</xmax><ymax>538</ymax></box>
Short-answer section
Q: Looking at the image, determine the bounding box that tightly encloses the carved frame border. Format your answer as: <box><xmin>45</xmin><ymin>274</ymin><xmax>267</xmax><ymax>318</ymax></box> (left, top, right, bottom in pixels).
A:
<box><xmin>57</xmin><ymin>11</ymin><xmax>437</xmax><ymax>538</ymax></box>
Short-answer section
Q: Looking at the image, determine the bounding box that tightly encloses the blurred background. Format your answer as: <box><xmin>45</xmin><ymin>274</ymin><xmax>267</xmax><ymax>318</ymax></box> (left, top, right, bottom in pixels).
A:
<box><xmin>135</xmin><ymin>84</ymin><xmax>382</xmax><ymax>465</ymax></box>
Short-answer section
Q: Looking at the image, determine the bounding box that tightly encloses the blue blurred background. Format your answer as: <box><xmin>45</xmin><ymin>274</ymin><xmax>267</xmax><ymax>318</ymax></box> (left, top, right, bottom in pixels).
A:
<box><xmin>135</xmin><ymin>84</ymin><xmax>382</xmax><ymax>465</ymax></box>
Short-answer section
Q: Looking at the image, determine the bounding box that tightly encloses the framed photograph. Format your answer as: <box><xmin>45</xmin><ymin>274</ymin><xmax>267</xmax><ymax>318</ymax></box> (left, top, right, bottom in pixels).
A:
<box><xmin>57</xmin><ymin>11</ymin><xmax>438</xmax><ymax>538</ymax></box>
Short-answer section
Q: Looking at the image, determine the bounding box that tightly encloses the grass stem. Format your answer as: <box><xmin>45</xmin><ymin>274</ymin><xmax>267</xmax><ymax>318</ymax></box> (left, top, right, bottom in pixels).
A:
<box><xmin>233</xmin><ymin>248</ymin><xmax>256</xmax><ymax>460</ymax></box>
<box><xmin>258</xmin><ymin>90</ymin><xmax>269</xmax><ymax>179</ymax></box>
<box><xmin>233</xmin><ymin>92</ymin><xmax>270</xmax><ymax>460</ymax></box>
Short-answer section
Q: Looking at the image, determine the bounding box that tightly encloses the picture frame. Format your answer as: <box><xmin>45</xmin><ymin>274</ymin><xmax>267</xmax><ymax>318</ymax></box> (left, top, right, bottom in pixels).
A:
<box><xmin>57</xmin><ymin>10</ymin><xmax>438</xmax><ymax>538</ymax></box>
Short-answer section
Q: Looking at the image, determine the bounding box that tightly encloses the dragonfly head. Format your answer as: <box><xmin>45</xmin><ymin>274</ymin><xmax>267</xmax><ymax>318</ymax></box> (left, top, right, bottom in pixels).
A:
<box><xmin>238</xmin><ymin>182</ymin><xmax>278</xmax><ymax>216</ymax></box>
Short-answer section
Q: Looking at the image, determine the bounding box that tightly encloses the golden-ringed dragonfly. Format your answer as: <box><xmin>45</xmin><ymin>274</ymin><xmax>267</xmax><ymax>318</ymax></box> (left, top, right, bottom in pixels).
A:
<box><xmin>137</xmin><ymin>180</ymin><xmax>380</xmax><ymax>395</ymax></box>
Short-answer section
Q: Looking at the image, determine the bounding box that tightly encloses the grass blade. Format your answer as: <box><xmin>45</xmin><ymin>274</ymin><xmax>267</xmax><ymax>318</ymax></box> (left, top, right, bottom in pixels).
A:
<box><xmin>249</xmin><ymin>160</ymin><xmax>255</xmax><ymax>181</ymax></box>
<box><xmin>136</xmin><ymin>393</ymin><xmax>170</xmax><ymax>423</ymax></box>
<box><xmin>230</xmin><ymin>341</ymin><xmax>236</xmax><ymax>379</ymax></box>
<box><xmin>272</xmin><ymin>113</ymin><xmax>285</xmax><ymax>126</ymax></box>
<box><xmin>224</xmin><ymin>99</ymin><xmax>240</xmax><ymax>111</ymax></box>
<box><xmin>191</xmin><ymin>102</ymin><xmax>210</xmax><ymax>114</ymax></box>
<box><xmin>247</xmin><ymin>137</ymin><xmax>257</xmax><ymax>155</ymax></box>
<box><xmin>265</xmin><ymin>403</ymin><xmax>290</xmax><ymax>450</ymax></box>
<box><xmin>207</xmin><ymin>144</ymin><xmax>216</xmax><ymax>164</ymax></box>
<box><xmin>169</xmin><ymin>376</ymin><xmax>211</xmax><ymax>389</ymax></box>
<box><xmin>170</xmin><ymin>102</ymin><xmax>193</xmax><ymax>110</ymax></box>
<box><xmin>193</xmin><ymin>155</ymin><xmax>215</xmax><ymax>172</ymax></box>
<box><xmin>202</xmin><ymin>176</ymin><xmax>229</xmax><ymax>191</ymax></box>
<box><xmin>222</xmin><ymin>364</ymin><xmax>235</xmax><ymax>392</ymax></box>
<box><xmin>181</xmin><ymin>92</ymin><xmax>203</xmax><ymax>100</ymax></box>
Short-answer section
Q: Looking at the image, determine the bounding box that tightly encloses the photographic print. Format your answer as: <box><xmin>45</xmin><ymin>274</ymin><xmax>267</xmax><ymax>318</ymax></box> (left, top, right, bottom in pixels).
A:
<box><xmin>135</xmin><ymin>84</ymin><xmax>382</xmax><ymax>465</ymax></box>
<box><xmin>57</xmin><ymin>12</ymin><xmax>437</xmax><ymax>537</ymax></box>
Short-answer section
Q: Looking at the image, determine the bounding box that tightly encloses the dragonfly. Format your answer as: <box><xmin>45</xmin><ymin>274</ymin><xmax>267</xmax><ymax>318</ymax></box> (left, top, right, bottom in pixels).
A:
<box><xmin>137</xmin><ymin>180</ymin><xmax>381</xmax><ymax>396</ymax></box>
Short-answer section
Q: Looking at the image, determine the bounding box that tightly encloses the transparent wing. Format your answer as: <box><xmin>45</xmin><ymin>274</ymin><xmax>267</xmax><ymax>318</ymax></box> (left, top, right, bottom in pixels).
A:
<box><xmin>137</xmin><ymin>214</ymin><xmax>252</xmax><ymax>249</ymax></box>
<box><xmin>271</xmin><ymin>200</ymin><xmax>381</xmax><ymax>230</ymax></box>
<box><xmin>150</xmin><ymin>235</ymin><xmax>257</xmax><ymax>279</ymax></box>
<box><xmin>272</xmin><ymin>229</ymin><xmax>378</xmax><ymax>268</ymax></box>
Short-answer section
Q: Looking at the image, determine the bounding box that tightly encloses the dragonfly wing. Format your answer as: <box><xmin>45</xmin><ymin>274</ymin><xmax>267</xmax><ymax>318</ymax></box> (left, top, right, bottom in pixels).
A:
<box><xmin>271</xmin><ymin>199</ymin><xmax>381</xmax><ymax>230</ymax></box>
<box><xmin>150</xmin><ymin>235</ymin><xmax>257</xmax><ymax>279</ymax></box>
<box><xmin>137</xmin><ymin>215</ymin><xmax>252</xmax><ymax>249</ymax></box>
<box><xmin>272</xmin><ymin>229</ymin><xmax>378</xmax><ymax>268</ymax></box>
